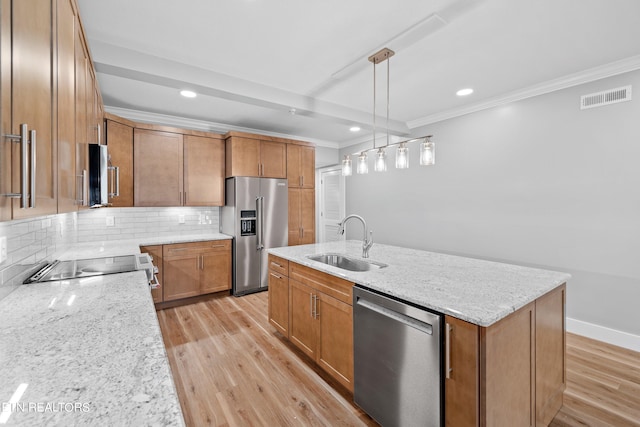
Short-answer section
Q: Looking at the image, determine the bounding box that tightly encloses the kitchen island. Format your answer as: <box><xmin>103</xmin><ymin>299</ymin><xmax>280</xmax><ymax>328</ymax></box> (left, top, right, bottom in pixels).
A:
<box><xmin>0</xmin><ymin>233</ymin><xmax>230</xmax><ymax>426</ymax></box>
<box><xmin>268</xmin><ymin>240</ymin><xmax>571</xmax><ymax>427</ymax></box>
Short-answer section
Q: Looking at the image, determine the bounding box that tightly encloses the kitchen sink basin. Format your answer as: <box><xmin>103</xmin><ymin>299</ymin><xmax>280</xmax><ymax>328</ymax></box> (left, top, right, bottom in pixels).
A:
<box><xmin>306</xmin><ymin>253</ymin><xmax>387</xmax><ymax>272</ymax></box>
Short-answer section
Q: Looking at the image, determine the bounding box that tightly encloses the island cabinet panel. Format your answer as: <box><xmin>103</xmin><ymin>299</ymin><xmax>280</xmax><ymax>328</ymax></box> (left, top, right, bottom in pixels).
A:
<box><xmin>134</xmin><ymin>129</ymin><xmax>184</xmax><ymax>207</ymax></box>
<box><xmin>105</xmin><ymin>119</ymin><xmax>134</xmax><ymax>207</ymax></box>
<box><xmin>444</xmin><ymin>284</ymin><xmax>565</xmax><ymax>427</ymax></box>
<box><xmin>445</xmin><ymin>315</ymin><xmax>480</xmax><ymax>427</ymax></box>
<box><xmin>162</xmin><ymin>240</ymin><xmax>232</xmax><ymax>302</ymax></box>
<box><xmin>535</xmin><ymin>284</ymin><xmax>566</xmax><ymax>427</ymax></box>
<box><xmin>269</xmin><ymin>261</ymin><xmax>355</xmax><ymax>392</ymax></box>
<box><xmin>481</xmin><ymin>302</ymin><xmax>535</xmax><ymax>427</ymax></box>
<box><xmin>141</xmin><ymin>245</ymin><xmax>164</xmax><ymax>303</ymax></box>
<box><xmin>268</xmin><ymin>255</ymin><xmax>290</xmax><ymax>336</ymax></box>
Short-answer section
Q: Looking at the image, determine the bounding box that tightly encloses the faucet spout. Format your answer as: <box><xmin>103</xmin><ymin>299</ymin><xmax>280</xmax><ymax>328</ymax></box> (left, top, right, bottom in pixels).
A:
<box><xmin>337</xmin><ymin>214</ymin><xmax>374</xmax><ymax>258</ymax></box>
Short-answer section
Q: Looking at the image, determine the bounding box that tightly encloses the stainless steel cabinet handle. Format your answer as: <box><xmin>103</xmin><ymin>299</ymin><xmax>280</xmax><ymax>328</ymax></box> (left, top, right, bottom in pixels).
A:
<box><xmin>445</xmin><ymin>323</ymin><xmax>452</xmax><ymax>379</ymax></box>
<box><xmin>107</xmin><ymin>166</ymin><xmax>120</xmax><ymax>197</ymax></box>
<box><xmin>29</xmin><ymin>129</ymin><xmax>36</xmax><ymax>208</ymax></box>
<box><xmin>2</xmin><ymin>125</ymin><xmax>26</xmax><ymax>203</ymax></box>
<box><xmin>310</xmin><ymin>293</ymin><xmax>314</xmax><ymax>318</ymax></box>
<box><xmin>97</xmin><ymin>123</ymin><xmax>101</xmax><ymax>145</ymax></box>
<box><xmin>271</xmin><ymin>262</ymin><xmax>282</xmax><ymax>268</ymax></box>
<box><xmin>80</xmin><ymin>169</ymin><xmax>88</xmax><ymax>206</ymax></box>
<box><xmin>314</xmin><ymin>294</ymin><xmax>319</xmax><ymax>319</ymax></box>
<box><xmin>270</xmin><ymin>272</ymin><xmax>282</xmax><ymax>280</ymax></box>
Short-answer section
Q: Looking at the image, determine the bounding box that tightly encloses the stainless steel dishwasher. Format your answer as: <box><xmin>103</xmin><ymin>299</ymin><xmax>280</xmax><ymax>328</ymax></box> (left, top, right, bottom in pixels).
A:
<box><xmin>353</xmin><ymin>286</ymin><xmax>443</xmax><ymax>427</ymax></box>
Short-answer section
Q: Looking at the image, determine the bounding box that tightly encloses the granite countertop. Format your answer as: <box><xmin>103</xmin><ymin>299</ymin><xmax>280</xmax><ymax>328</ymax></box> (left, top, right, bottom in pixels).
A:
<box><xmin>0</xmin><ymin>271</ymin><xmax>184</xmax><ymax>426</ymax></box>
<box><xmin>269</xmin><ymin>240</ymin><xmax>571</xmax><ymax>327</ymax></box>
<box><xmin>0</xmin><ymin>233</ymin><xmax>232</xmax><ymax>426</ymax></box>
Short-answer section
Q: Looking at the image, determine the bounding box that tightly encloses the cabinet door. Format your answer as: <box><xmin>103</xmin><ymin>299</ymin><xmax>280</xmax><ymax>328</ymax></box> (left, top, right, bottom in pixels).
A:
<box><xmin>317</xmin><ymin>292</ymin><xmax>353</xmax><ymax>391</ymax></box>
<box><xmin>199</xmin><ymin>241</ymin><xmax>232</xmax><ymax>294</ymax></box>
<box><xmin>75</xmin><ymin>27</ymin><xmax>89</xmax><ymax>209</ymax></box>
<box><xmin>260</xmin><ymin>140</ymin><xmax>286</xmax><ymax>178</ymax></box>
<box><xmin>300</xmin><ymin>146</ymin><xmax>315</xmax><ymax>188</ymax></box>
<box><xmin>56</xmin><ymin>0</ymin><xmax>76</xmax><ymax>214</ymax></box>
<box><xmin>134</xmin><ymin>129</ymin><xmax>183</xmax><ymax>206</ymax></box>
<box><xmin>226</xmin><ymin>136</ymin><xmax>259</xmax><ymax>177</ymax></box>
<box><xmin>268</xmin><ymin>270</ymin><xmax>289</xmax><ymax>336</ymax></box>
<box><xmin>105</xmin><ymin>120</ymin><xmax>133</xmax><ymax>207</ymax></box>
<box><xmin>288</xmin><ymin>188</ymin><xmax>301</xmax><ymax>245</ymax></box>
<box><xmin>11</xmin><ymin>0</ymin><xmax>57</xmax><ymax>219</ymax></box>
<box><xmin>300</xmin><ymin>188</ymin><xmax>315</xmax><ymax>244</ymax></box>
<box><xmin>0</xmin><ymin>0</ymin><xmax>10</xmax><ymax>220</ymax></box>
<box><xmin>286</xmin><ymin>144</ymin><xmax>301</xmax><ymax>187</ymax></box>
<box><xmin>163</xmin><ymin>251</ymin><xmax>200</xmax><ymax>301</ymax></box>
<box><xmin>141</xmin><ymin>245</ymin><xmax>163</xmax><ymax>304</ymax></box>
<box><xmin>445</xmin><ymin>315</ymin><xmax>480</xmax><ymax>427</ymax></box>
<box><xmin>288</xmin><ymin>279</ymin><xmax>318</xmax><ymax>359</ymax></box>
<box><xmin>184</xmin><ymin>135</ymin><xmax>224</xmax><ymax>206</ymax></box>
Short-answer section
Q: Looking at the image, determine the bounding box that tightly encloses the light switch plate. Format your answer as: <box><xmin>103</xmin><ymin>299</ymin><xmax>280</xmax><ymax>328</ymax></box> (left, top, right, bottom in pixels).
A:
<box><xmin>0</xmin><ymin>236</ymin><xmax>7</xmax><ymax>264</ymax></box>
<box><xmin>178</xmin><ymin>215</ymin><xmax>185</xmax><ymax>224</ymax></box>
<box><xmin>106</xmin><ymin>216</ymin><xmax>115</xmax><ymax>227</ymax></box>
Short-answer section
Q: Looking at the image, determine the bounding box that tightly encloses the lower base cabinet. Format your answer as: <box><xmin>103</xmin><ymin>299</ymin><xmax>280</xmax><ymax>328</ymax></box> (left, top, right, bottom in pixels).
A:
<box><xmin>445</xmin><ymin>284</ymin><xmax>566</xmax><ymax>427</ymax></box>
<box><xmin>268</xmin><ymin>256</ymin><xmax>355</xmax><ymax>392</ymax></box>
<box><xmin>143</xmin><ymin>240</ymin><xmax>231</xmax><ymax>304</ymax></box>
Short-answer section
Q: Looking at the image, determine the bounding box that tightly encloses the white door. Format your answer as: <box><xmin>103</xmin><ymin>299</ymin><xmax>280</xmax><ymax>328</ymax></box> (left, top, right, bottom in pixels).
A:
<box><xmin>318</xmin><ymin>167</ymin><xmax>345</xmax><ymax>243</ymax></box>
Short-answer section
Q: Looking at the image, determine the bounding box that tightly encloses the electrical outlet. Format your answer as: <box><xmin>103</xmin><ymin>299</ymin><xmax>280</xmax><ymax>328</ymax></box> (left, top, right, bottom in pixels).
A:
<box><xmin>106</xmin><ymin>216</ymin><xmax>115</xmax><ymax>227</ymax></box>
<box><xmin>0</xmin><ymin>236</ymin><xmax>7</xmax><ymax>264</ymax></box>
<box><xmin>178</xmin><ymin>215</ymin><xmax>185</xmax><ymax>224</ymax></box>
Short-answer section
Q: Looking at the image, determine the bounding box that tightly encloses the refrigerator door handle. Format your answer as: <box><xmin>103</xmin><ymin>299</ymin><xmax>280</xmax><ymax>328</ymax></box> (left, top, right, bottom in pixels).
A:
<box><xmin>256</xmin><ymin>197</ymin><xmax>264</xmax><ymax>250</ymax></box>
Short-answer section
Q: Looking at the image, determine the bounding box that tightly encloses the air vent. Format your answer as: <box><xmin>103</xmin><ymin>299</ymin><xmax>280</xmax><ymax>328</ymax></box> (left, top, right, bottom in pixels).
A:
<box><xmin>581</xmin><ymin>85</ymin><xmax>632</xmax><ymax>110</ymax></box>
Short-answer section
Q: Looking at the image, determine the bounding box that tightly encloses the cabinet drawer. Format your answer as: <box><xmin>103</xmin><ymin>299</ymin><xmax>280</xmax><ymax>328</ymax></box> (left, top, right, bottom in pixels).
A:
<box><xmin>289</xmin><ymin>262</ymin><xmax>354</xmax><ymax>305</ymax></box>
<box><xmin>163</xmin><ymin>239</ymin><xmax>231</xmax><ymax>258</ymax></box>
<box><xmin>268</xmin><ymin>255</ymin><xmax>289</xmax><ymax>277</ymax></box>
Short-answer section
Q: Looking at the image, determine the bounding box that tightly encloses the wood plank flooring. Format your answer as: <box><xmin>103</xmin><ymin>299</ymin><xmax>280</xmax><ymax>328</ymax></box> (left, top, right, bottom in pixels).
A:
<box><xmin>157</xmin><ymin>292</ymin><xmax>640</xmax><ymax>427</ymax></box>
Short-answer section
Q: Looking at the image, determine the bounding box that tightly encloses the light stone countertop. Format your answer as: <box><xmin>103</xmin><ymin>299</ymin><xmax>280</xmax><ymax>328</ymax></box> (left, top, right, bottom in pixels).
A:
<box><xmin>0</xmin><ymin>233</ymin><xmax>231</xmax><ymax>426</ymax></box>
<box><xmin>269</xmin><ymin>240</ymin><xmax>571</xmax><ymax>327</ymax></box>
<box><xmin>0</xmin><ymin>271</ymin><xmax>184</xmax><ymax>426</ymax></box>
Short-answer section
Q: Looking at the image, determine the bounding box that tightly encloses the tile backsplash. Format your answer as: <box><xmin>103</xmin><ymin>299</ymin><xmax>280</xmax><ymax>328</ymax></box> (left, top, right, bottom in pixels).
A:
<box><xmin>0</xmin><ymin>207</ymin><xmax>220</xmax><ymax>301</ymax></box>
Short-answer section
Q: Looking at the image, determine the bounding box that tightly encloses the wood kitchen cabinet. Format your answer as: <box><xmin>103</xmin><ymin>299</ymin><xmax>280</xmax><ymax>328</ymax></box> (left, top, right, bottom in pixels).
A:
<box><xmin>1</xmin><ymin>0</ymin><xmax>57</xmax><ymax>219</ymax></box>
<box><xmin>444</xmin><ymin>284</ymin><xmax>566</xmax><ymax>427</ymax></box>
<box><xmin>140</xmin><ymin>245</ymin><xmax>164</xmax><ymax>304</ymax></box>
<box><xmin>134</xmin><ymin>129</ymin><xmax>184</xmax><ymax>206</ymax></box>
<box><xmin>288</xmin><ymin>188</ymin><xmax>315</xmax><ymax>245</ymax></box>
<box><xmin>281</xmin><ymin>261</ymin><xmax>355</xmax><ymax>391</ymax></box>
<box><xmin>105</xmin><ymin>118</ymin><xmax>134</xmax><ymax>207</ymax></box>
<box><xmin>287</xmin><ymin>144</ymin><xmax>315</xmax><ymax>188</ymax></box>
<box><xmin>268</xmin><ymin>255</ymin><xmax>290</xmax><ymax>336</ymax></box>
<box><xmin>225</xmin><ymin>134</ymin><xmax>286</xmax><ymax>178</ymax></box>
<box><xmin>133</xmin><ymin>128</ymin><xmax>225</xmax><ymax>207</ymax></box>
<box><xmin>184</xmin><ymin>135</ymin><xmax>225</xmax><ymax>206</ymax></box>
<box><xmin>162</xmin><ymin>240</ymin><xmax>231</xmax><ymax>302</ymax></box>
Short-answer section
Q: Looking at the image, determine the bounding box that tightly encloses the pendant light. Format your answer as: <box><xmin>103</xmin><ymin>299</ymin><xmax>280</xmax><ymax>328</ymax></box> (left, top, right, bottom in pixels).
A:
<box><xmin>356</xmin><ymin>152</ymin><xmax>368</xmax><ymax>174</ymax></box>
<box><xmin>369</xmin><ymin>48</ymin><xmax>393</xmax><ymax>173</ymax></box>
<box><xmin>341</xmin><ymin>155</ymin><xmax>352</xmax><ymax>176</ymax></box>
<box><xmin>419</xmin><ymin>136</ymin><xmax>435</xmax><ymax>166</ymax></box>
<box><xmin>395</xmin><ymin>142</ymin><xmax>409</xmax><ymax>169</ymax></box>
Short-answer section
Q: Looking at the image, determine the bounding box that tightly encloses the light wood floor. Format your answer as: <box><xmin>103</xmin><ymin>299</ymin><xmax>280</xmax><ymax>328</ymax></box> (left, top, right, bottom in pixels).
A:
<box><xmin>157</xmin><ymin>292</ymin><xmax>640</xmax><ymax>427</ymax></box>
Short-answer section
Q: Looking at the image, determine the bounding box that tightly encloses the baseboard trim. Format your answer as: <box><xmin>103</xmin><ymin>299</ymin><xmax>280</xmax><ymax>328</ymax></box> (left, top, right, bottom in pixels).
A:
<box><xmin>567</xmin><ymin>317</ymin><xmax>640</xmax><ymax>352</ymax></box>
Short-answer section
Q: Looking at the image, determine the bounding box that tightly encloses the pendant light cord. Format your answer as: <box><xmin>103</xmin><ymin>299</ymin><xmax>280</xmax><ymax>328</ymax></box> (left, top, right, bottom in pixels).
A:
<box><xmin>372</xmin><ymin>59</ymin><xmax>376</xmax><ymax>150</ymax></box>
<box><xmin>386</xmin><ymin>55</ymin><xmax>390</xmax><ymax>147</ymax></box>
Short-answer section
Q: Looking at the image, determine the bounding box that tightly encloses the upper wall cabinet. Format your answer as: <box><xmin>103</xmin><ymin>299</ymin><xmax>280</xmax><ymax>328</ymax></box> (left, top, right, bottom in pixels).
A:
<box><xmin>1</xmin><ymin>0</ymin><xmax>58</xmax><ymax>220</ymax></box>
<box><xmin>132</xmin><ymin>127</ymin><xmax>225</xmax><ymax>207</ymax></box>
<box><xmin>287</xmin><ymin>144</ymin><xmax>315</xmax><ymax>189</ymax></box>
<box><xmin>105</xmin><ymin>118</ymin><xmax>134</xmax><ymax>207</ymax></box>
<box><xmin>225</xmin><ymin>134</ymin><xmax>286</xmax><ymax>178</ymax></box>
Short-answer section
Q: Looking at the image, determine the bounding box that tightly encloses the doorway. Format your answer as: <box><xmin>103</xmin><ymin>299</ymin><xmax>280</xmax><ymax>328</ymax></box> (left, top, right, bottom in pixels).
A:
<box><xmin>317</xmin><ymin>166</ymin><xmax>345</xmax><ymax>243</ymax></box>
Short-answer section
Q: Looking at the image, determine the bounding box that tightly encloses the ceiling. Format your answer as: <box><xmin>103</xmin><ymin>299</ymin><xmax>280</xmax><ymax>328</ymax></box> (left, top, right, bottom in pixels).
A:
<box><xmin>77</xmin><ymin>0</ymin><xmax>640</xmax><ymax>147</ymax></box>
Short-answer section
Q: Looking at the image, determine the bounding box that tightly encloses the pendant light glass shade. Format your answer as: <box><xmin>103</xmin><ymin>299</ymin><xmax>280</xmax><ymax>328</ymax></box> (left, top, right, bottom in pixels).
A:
<box><xmin>395</xmin><ymin>142</ymin><xmax>409</xmax><ymax>169</ymax></box>
<box><xmin>420</xmin><ymin>139</ymin><xmax>435</xmax><ymax>166</ymax></box>
<box><xmin>356</xmin><ymin>152</ymin><xmax>368</xmax><ymax>174</ymax></box>
<box><xmin>374</xmin><ymin>148</ymin><xmax>387</xmax><ymax>172</ymax></box>
<box><xmin>341</xmin><ymin>155</ymin><xmax>352</xmax><ymax>176</ymax></box>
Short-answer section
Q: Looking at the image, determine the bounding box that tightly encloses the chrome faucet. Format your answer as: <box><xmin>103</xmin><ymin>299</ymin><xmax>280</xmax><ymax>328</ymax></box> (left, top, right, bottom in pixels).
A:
<box><xmin>337</xmin><ymin>214</ymin><xmax>374</xmax><ymax>258</ymax></box>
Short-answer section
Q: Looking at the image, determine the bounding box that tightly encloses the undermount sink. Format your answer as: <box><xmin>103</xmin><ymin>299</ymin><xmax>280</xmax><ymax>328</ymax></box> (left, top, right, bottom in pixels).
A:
<box><xmin>306</xmin><ymin>253</ymin><xmax>388</xmax><ymax>272</ymax></box>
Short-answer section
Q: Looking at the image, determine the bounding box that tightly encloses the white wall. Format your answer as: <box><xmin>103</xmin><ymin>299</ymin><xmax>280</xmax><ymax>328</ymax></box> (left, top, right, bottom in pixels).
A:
<box><xmin>341</xmin><ymin>70</ymin><xmax>640</xmax><ymax>340</ymax></box>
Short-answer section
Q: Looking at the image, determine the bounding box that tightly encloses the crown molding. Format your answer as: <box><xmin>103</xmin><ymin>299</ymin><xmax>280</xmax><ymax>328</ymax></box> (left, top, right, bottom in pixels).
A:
<box><xmin>104</xmin><ymin>106</ymin><xmax>340</xmax><ymax>149</ymax></box>
<box><xmin>408</xmin><ymin>54</ymin><xmax>640</xmax><ymax>129</ymax></box>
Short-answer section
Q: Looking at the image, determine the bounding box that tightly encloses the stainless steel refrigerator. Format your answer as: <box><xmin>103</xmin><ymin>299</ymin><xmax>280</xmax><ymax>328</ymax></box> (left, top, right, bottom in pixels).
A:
<box><xmin>221</xmin><ymin>177</ymin><xmax>288</xmax><ymax>295</ymax></box>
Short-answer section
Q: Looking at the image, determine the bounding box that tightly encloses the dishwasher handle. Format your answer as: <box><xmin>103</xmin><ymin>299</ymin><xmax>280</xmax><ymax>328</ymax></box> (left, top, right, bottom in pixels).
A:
<box><xmin>356</xmin><ymin>297</ymin><xmax>433</xmax><ymax>335</ymax></box>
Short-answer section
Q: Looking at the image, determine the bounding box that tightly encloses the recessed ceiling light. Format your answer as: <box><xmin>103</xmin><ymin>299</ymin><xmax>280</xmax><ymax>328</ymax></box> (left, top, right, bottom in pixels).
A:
<box><xmin>180</xmin><ymin>90</ymin><xmax>197</xmax><ymax>98</ymax></box>
<box><xmin>456</xmin><ymin>88</ymin><xmax>474</xmax><ymax>97</ymax></box>
<box><xmin>350</xmin><ymin>126</ymin><xmax>361</xmax><ymax>132</ymax></box>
